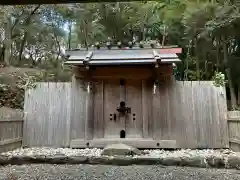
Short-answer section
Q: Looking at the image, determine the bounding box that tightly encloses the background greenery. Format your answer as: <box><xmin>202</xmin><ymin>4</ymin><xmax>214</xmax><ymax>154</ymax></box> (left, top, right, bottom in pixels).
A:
<box><xmin>0</xmin><ymin>0</ymin><xmax>240</xmax><ymax>109</ymax></box>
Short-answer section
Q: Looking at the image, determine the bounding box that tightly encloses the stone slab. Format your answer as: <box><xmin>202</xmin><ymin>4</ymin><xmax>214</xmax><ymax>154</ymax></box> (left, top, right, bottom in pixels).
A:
<box><xmin>101</xmin><ymin>143</ymin><xmax>142</xmax><ymax>156</ymax></box>
<box><xmin>1</xmin><ymin>154</ymin><xmax>240</xmax><ymax>170</ymax></box>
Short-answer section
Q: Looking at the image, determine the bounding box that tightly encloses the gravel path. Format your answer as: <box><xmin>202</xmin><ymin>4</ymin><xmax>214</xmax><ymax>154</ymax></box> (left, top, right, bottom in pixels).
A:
<box><xmin>0</xmin><ymin>164</ymin><xmax>240</xmax><ymax>180</ymax></box>
<box><xmin>1</xmin><ymin>147</ymin><xmax>235</xmax><ymax>158</ymax></box>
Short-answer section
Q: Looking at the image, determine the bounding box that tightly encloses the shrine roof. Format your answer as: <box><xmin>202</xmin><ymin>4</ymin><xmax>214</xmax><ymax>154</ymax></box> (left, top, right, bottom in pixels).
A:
<box><xmin>65</xmin><ymin>47</ymin><xmax>182</xmax><ymax>66</ymax></box>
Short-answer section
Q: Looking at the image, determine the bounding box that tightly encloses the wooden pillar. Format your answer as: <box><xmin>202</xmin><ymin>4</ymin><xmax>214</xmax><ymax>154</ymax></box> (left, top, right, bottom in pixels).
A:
<box><xmin>70</xmin><ymin>75</ymin><xmax>87</xmax><ymax>141</ymax></box>
<box><xmin>142</xmin><ymin>80</ymin><xmax>149</xmax><ymax>138</ymax></box>
<box><xmin>85</xmin><ymin>74</ymin><xmax>94</xmax><ymax>140</ymax></box>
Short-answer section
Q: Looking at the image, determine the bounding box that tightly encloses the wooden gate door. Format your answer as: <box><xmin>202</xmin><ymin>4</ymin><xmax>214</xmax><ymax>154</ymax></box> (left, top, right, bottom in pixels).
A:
<box><xmin>103</xmin><ymin>79</ymin><xmax>144</xmax><ymax>139</ymax></box>
<box><xmin>104</xmin><ymin>79</ymin><xmax>125</xmax><ymax>138</ymax></box>
<box><xmin>125</xmin><ymin>79</ymin><xmax>143</xmax><ymax>138</ymax></box>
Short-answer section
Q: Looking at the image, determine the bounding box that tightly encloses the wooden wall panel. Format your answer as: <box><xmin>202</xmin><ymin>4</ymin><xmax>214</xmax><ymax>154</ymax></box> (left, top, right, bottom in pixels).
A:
<box><xmin>166</xmin><ymin>82</ymin><xmax>179</xmax><ymax>146</ymax></box>
<box><xmin>23</xmin><ymin>81</ymin><xmax>228</xmax><ymax>149</ymax></box>
<box><xmin>152</xmin><ymin>81</ymin><xmax>228</xmax><ymax>149</ymax></box>
<box><xmin>228</xmin><ymin>111</ymin><xmax>240</xmax><ymax>151</ymax></box>
<box><xmin>23</xmin><ymin>82</ymin><xmax>72</xmax><ymax>147</ymax></box>
<box><xmin>142</xmin><ymin>80</ymin><xmax>153</xmax><ymax>138</ymax></box>
<box><xmin>217</xmin><ymin>85</ymin><xmax>229</xmax><ymax>147</ymax></box>
<box><xmin>0</xmin><ymin>107</ymin><xmax>23</xmax><ymax>152</ymax></box>
<box><xmin>152</xmin><ymin>81</ymin><xmax>160</xmax><ymax>140</ymax></box>
<box><xmin>125</xmin><ymin>80</ymin><xmax>143</xmax><ymax>138</ymax></box>
<box><xmin>75</xmin><ymin>66</ymin><xmax>172</xmax><ymax>80</ymax></box>
<box><xmin>71</xmin><ymin>77</ymin><xmax>87</xmax><ymax>140</ymax></box>
<box><xmin>93</xmin><ymin>80</ymin><xmax>104</xmax><ymax>139</ymax></box>
<box><xmin>191</xmin><ymin>82</ymin><xmax>205</xmax><ymax>148</ymax></box>
<box><xmin>103</xmin><ymin>79</ymin><xmax>123</xmax><ymax>138</ymax></box>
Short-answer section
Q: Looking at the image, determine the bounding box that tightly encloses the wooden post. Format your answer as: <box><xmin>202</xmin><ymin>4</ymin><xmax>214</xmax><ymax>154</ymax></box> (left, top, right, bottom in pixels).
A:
<box><xmin>85</xmin><ymin>75</ymin><xmax>94</xmax><ymax>140</ymax></box>
<box><xmin>142</xmin><ymin>80</ymin><xmax>149</xmax><ymax>138</ymax></box>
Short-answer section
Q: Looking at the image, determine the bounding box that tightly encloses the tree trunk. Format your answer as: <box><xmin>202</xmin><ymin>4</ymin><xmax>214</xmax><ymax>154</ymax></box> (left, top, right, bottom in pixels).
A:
<box><xmin>0</xmin><ymin>46</ymin><xmax>4</xmax><ymax>61</ymax></box>
<box><xmin>216</xmin><ymin>38</ymin><xmax>220</xmax><ymax>71</ymax></box>
<box><xmin>223</xmin><ymin>37</ymin><xmax>237</xmax><ymax>110</ymax></box>
<box><xmin>18</xmin><ymin>5</ymin><xmax>40</xmax><ymax>63</ymax></box>
<box><xmin>83</xmin><ymin>20</ymin><xmax>88</xmax><ymax>50</ymax></box>
<box><xmin>18</xmin><ymin>33</ymin><xmax>27</xmax><ymax>63</ymax></box>
<box><xmin>161</xmin><ymin>25</ymin><xmax>166</xmax><ymax>47</ymax></box>
<box><xmin>3</xmin><ymin>39</ymin><xmax>11</xmax><ymax>65</ymax></box>
<box><xmin>194</xmin><ymin>38</ymin><xmax>200</xmax><ymax>80</ymax></box>
<box><xmin>203</xmin><ymin>48</ymin><xmax>208</xmax><ymax>80</ymax></box>
<box><xmin>3</xmin><ymin>11</ymin><xmax>12</xmax><ymax>66</ymax></box>
<box><xmin>68</xmin><ymin>20</ymin><xmax>72</xmax><ymax>50</ymax></box>
<box><xmin>184</xmin><ymin>40</ymin><xmax>191</xmax><ymax>81</ymax></box>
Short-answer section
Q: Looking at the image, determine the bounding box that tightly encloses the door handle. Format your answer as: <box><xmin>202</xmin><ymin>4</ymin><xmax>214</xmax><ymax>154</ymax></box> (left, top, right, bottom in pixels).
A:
<box><xmin>114</xmin><ymin>113</ymin><xmax>117</xmax><ymax>121</ymax></box>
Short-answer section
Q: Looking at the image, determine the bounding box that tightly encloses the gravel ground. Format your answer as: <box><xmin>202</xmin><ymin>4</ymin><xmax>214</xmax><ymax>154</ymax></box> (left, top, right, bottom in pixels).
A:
<box><xmin>1</xmin><ymin>147</ymin><xmax>235</xmax><ymax>158</ymax></box>
<box><xmin>0</xmin><ymin>164</ymin><xmax>240</xmax><ymax>180</ymax></box>
<box><xmin>1</xmin><ymin>148</ymin><xmax>103</xmax><ymax>157</ymax></box>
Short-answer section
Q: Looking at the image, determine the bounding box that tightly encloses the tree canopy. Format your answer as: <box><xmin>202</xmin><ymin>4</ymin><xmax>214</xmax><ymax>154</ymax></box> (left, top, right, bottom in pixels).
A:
<box><xmin>1</xmin><ymin>0</ymin><xmax>240</xmax><ymax>109</ymax></box>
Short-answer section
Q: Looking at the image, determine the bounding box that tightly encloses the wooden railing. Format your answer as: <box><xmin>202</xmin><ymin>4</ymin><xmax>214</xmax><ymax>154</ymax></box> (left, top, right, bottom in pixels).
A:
<box><xmin>0</xmin><ymin>107</ymin><xmax>23</xmax><ymax>153</ymax></box>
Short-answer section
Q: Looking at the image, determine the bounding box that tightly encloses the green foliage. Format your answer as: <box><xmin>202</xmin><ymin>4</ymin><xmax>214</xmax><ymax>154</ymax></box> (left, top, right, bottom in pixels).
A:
<box><xmin>212</xmin><ymin>71</ymin><xmax>226</xmax><ymax>87</ymax></box>
<box><xmin>1</xmin><ymin>1</ymin><xmax>240</xmax><ymax>109</ymax></box>
<box><xmin>0</xmin><ymin>67</ymin><xmax>72</xmax><ymax>109</ymax></box>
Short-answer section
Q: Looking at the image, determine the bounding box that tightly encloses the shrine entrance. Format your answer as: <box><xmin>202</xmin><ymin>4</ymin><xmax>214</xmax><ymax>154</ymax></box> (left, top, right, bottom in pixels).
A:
<box><xmin>102</xmin><ymin>78</ymin><xmax>144</xmax><ymax>139</ymax></box>
<box><xmin>67</xmin><ymin>47</ymin><xmax>181</xmax><ymax>149</ymax></box>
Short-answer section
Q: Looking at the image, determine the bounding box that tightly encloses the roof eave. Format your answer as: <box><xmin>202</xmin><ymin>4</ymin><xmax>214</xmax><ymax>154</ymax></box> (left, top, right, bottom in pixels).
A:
<box><xmin>65</xmin><ymin>58</ymin><xmax>181</xmax><ymax>66</ymax></box>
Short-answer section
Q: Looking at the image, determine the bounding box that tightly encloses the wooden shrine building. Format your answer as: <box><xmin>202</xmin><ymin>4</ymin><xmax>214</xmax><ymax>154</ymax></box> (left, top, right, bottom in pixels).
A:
<box><xmin>64</xmin><ymin>45</ymin><xmax>228</xmax><ymax>149</ymax></box>
<box><xmin>65</xmin><ymin>45</ymin><xmax>182</xmax><ymax>149</ymax></box>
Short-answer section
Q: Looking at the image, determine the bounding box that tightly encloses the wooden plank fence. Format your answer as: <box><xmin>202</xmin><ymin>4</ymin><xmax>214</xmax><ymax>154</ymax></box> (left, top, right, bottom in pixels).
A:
<box><xmin>23</xmin><ymin>83</ymin><xmax>72</xmax><ymax>147</ymax></box>
<box><xmin>152</xmin><ymin>81</ymin><xmax>228</xmax><ymax>149</ymax></box>
<box><xmin>23</xmin><ymin>81</ymin><xmax>229</xmax><ymax>149</ymax></box>
<box><xmin>228</xmin><ymin>111</ymin><xmax>240</xmax><ymax>151</ymax></box>
<box><xmin>0</xmin><ymin>107</ymin><xmax>23</xmax><ymax>152</ymax></box>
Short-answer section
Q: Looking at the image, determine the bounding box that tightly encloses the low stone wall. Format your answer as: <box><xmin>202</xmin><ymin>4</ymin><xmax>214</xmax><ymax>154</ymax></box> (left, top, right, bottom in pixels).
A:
<box><xmin>1</xmin><ymin>148</ymin><xmax>240</xmax><ymax>170</ymax></box>
<box><xmin>0</xmin><ymin>154</ymin><xmax>233</xmax><ymax>168</ymax></box>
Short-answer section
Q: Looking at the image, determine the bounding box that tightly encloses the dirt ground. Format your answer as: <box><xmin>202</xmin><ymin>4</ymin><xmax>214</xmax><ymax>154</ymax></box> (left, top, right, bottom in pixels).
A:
<box><xmin>0</xmin><ymin>164</ymin><xmax>240</xmax><ymax>180</ymax></box>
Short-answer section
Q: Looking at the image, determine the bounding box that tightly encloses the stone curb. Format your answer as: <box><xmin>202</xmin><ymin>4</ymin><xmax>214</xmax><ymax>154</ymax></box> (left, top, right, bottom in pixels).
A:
<box><xmin>0</xmin><ymin>155</ymin><xmax>240</xmax><ymax>170</ymax></box>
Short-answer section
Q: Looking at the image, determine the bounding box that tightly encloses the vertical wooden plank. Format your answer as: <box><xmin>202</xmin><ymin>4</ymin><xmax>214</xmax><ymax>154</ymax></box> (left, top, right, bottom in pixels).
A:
<box><xmin>201</xmin><ymin>82</ymin><xmax>211</xmax><ymax>147</ymax></box>
<box><xmin>159</xmin><ymin>84</ymin><xmax>170</xmax><ymax>140</ymax></box>
<box><xmin>65</xmin><ymin>82</ymin><xmax>72</xmax><ymax>147</ymax></box>
<box><xmin>152</xmin><ymin>80</ymin><xmax>160</xmax><ymax>140</ymax></box>
<box><xmin>104</xmin><ymin>79</ymin><xmax>122</xmax><ymax>138</ymax></box>
<box><xmin>181</xmin><ymin>81</ymin><xmax>193</xmax><ymax>148</ymax></box>
<box><xmin>192</xmin><ymin>81</ymin><xmax>203</xmax><ymax>148</ymax></box>
<box><xmin>167</xmin><ymin>81</ymin><xmax>179</xmax><ymax>146</ymax></box>
<box><xmin>85</xmin><ymin>80</ymin><xmax>94</xmax><ymax>140</ymax></box>
<box><xmin>147</xmin><ymin>80</ymin><xmax>153</xmax><ymax>138</ymax></box>
<box><xmin>125</xmin><ymin>79</ymin><xmax>143</xmax><ymax>138</ymax></box>
<box><xmin>192</xmin><ymin>82</ymin><xmax>199</xmax><ymax>148</ymax></box>
<box><xmin>93</xmin><ymin>80</ymin><xmax>104</xmax><ymax>139</ymax></box>
<box><xmin>217</xmin><ymin>84</ymin><xmax>229</xmax><ymax>148</ymax></box>
<box><xmin>197</xmin><ymin>81</ymin><xmax>207</xmax><ymax>148</ymax></box>
<box><xmin>70</xmin><ymin>77</ymin><xmax>87</xmax><ymax>141</ymax></box>
<box><xmin>142</xmin><ymin>80</ymin><xmax>149</xmax><ymax>138</ymax></box>
<box><xmin>173</xmin><ymin>81</ymin><xmax>185</xmax><ymax>148</ymax></box>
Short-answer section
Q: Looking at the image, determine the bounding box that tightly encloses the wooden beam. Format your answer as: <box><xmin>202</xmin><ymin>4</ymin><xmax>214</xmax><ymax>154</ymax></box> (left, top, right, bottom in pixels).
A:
<box><xmin>0</xmin><ymin>119</ymin><xmax>23</xmax><ymax>122</ymax></box>
<box><xmin>228</xmin><ymin>118</ymin><xmax>240</xmax><ymax>122</ymax></box>
<box><xmin>229</xmin><ymin>138</ymin><xmax>240</xmax><ymax>145</ymax></box>
<box><xmin>0</xmin><ymin>138</ymin><xmax>22</xmax><ymax>146</ymax></box>
<box><xmin>70</xmin><ymin>138</ymin><xmax>177</xmax><ymax>149</ymax></box>
<box><xmin>73</xmin><ymin>66</ymin><xmax>173</xmax><ymax>80</ymax></box>
<box><xmin>85</xmin><ymin>72</ymin><xmax>94</xmax><ymax>140</ymax></box>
